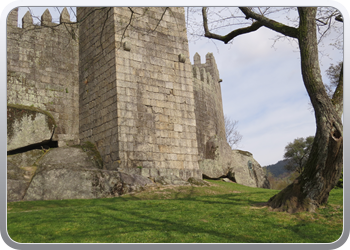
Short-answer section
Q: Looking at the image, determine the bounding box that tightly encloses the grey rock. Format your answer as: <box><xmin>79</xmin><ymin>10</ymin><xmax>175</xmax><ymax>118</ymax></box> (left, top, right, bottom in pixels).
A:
<box><xmin>231</xmin><ymin>150</ymin><xmax>270</xmax><ymax>189</ymax></box>
<box><xmin>37</xmin><ymin>147</ymin><xmax>101</xmax><ymax>170</ymax></box>
<box><xmin>187</xmin><ymin>177</ymin><xmax>210</xmax><ymax>186</ymax></box>
<box><xmin>153</xmin><ymin>175</ymin><xmax>190</xmax><ymax>186</ymax></box>
<box><xmin>8</xmin><ymin>179</ymin><xmax>31</xmax><ymax>202</ymax></box>
<box><xmin>199</xmin><ymin>136</ymin><xmax>235</xmax><ymax>179</ymax></box>
<box><xmin>199</xmin><ymin>136</ymin><xmax>270</xmax><ymax>188</ymax></box>
<box><xmin>7</xmin><ymin>105</ymin><xmax>56</xmax><ymax>151</ymax></box>
<box><xmin>7</xmin><ymin>149</ymin><xmax>44</xmax><ymax>201</ymax></box>
<box><xmin>23</xmin><ymin>168</ymin><xmax>155</xmax><ymax>201</ymax></box>
<box><xmin>8</xmin><ymin>146</ymin><xmax>155</xmax><ymax>202</ymax></box>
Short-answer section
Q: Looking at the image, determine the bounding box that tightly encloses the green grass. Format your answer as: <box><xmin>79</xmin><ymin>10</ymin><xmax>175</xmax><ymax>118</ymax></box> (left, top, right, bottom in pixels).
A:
<box><xmin>7</xmin><ymin>180</ymin><xmax>343</xmax><ymax>243</ymax></box>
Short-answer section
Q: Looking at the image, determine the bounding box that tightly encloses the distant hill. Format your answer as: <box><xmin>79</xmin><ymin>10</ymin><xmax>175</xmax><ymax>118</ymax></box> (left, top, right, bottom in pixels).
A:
<box><xmin>264</xmin><ymin>159</ymin><xmax>292</xmax><ymax>178</ymax></box>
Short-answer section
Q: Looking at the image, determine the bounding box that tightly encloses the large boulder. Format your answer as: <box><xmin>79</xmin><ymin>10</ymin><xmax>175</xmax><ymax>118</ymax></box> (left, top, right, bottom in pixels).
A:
<box><xmin>7</xmin><ymin>149</ymin><xmax>44</xmax><ymax>202</ymax></box>
<box><xmin>8</xmin><ymin>145</ymin><xmax>211</xmax><ymax>202</ymax></box>
<box><xmin>231</xmin><ymin>150</ymin><xmax>270</xmax><ymax>188</ymax></box>
<box><xmin>199</xmin><ymin>135</ymin><xmax>234</xmax><ymax>179</ymax></box>
<box><xmin>199</xmin><ymin>136</ymin><xmax>270</xmax><ymax>188</ymax></box>
<box><xmin>7</xmin><ymin>104</ymin><xmax>56</xmax><ymax>151</ymax></box>
<box><xmin>7</xmin><ymin>146</ymin><xmax>155</xmax><ymax>202</ymax></box>
<box><xmin>36</xmin><ymin>146</ymin><xmax>103</xmax><ymax>170</ymax></box>
<box><xmin>24</xmin><ymin>167</ymin><xmax>155</xmax><ymax>201</ymax></box>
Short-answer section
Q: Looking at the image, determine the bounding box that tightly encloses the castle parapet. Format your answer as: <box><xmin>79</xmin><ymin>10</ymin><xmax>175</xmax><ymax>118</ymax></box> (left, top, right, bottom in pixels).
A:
<box><xmin>22</xmin><ymin>11</ymin><xmax>33</xmax><ymax>28</ymax></box>
<box><xmin>194</xmin><ymin>52</ymin><xmax>220</xmax><ymax>82</ymax></box>
<box><xmin>192</xmin><ymin>66</ymin><xmax>200</xmax><ymax>80</ymax></box>
<box><xmin>192</xmin><ymin>52</ymin><xmax>220</xmax><ymax>89</ymax></box>
<box><xmin>7</xmin><ymin>8</ymin><xmax>18</xmax><ymax>27</ymax></box>
<box><xmin>20</xmin><ymin>8</ymin><xmax>73</xmax><ymax>28</ymax></box>
<box><xmin>194</xmin><ymin>52</ymin><xmax>201</xmax><ymax>65</ymax></box>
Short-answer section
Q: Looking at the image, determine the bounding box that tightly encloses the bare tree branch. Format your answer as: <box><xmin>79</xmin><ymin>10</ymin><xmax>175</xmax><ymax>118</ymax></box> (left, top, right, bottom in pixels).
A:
<box><xmin>239</xmin><ymin>7</ymin><xmax>299</xmax><ymax>38</ymax></box>
<box><xmin>152</xmin><ymin>7</ymin><xmax>169</xmax><ymax>32</ymax></box>
<box><xmin>202</xmin><ymin>7</ymin><xmax>263</xmax><ymax>44</ymax></box>
<box><xmin>224</xmin><ymin>115</ymin><xmax>242</xmax><ymax>149</ymax></box>
<box><xmin>120</xmin><ymin>7</ymin><xmax>135</xmax><ymax>42</ymax></box>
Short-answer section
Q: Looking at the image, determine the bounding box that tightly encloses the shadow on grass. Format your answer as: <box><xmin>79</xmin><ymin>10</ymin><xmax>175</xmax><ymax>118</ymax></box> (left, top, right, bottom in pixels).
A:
<box><xmin>7</xmin><ymin>187</ymin><xmax>343</xmax><ymax>243</ymax></box>
<box><xmin>8</xmin><ymin>190</ymin><xmax>341</xmax><ymax>243</ymax></box>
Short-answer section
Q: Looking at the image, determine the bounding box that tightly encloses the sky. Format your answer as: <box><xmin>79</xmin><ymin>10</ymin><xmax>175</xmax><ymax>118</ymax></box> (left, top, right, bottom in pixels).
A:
<box><xmin>14</xmin><ymin>6</ymin><xmax>343</xmax><ymax>167</ymax></box>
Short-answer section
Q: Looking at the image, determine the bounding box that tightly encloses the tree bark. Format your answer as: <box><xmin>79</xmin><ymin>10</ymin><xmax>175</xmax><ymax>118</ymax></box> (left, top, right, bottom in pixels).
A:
<box><xmin>267</xmin><ymin>8</ymin><xmax>343</xmax><ymax>213</ymax></box>
<box><xmin>201</xmin><ymin>7</ymin><xmax>343</xmax><ymax>213</ymax></box>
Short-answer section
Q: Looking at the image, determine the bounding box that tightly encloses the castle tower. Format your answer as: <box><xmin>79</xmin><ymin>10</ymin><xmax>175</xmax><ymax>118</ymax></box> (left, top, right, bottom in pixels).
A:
<box><xmin>192</xmin><ymin>53</ymin><xmax>226</xmax><ymax>159</ymax></box>
<box><xmin>77</xmin><ymin>7</ymin><xmax>201</xmax><ymax>179</ymax></box>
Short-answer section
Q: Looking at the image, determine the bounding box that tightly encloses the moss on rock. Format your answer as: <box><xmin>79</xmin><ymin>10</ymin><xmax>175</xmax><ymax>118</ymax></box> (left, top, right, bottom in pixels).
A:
<box><xmin>72</xmin><ymin>141</ymin><xmax>104</xmax><ymax>169</ymax></box>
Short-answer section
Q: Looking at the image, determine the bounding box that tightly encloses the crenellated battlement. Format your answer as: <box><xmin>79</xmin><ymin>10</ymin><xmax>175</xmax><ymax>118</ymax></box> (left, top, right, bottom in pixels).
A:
<box><xmin>192</xmin><ymin>66</ymin><xmax>214</xmax><ymax>85</ymax></box>
<box><xmin>192</xmin><ymin>52</ymin><xmax>221</xmax><ymax>91</ymax></box>
<box><xmin>8</xmin><ymin>7</ymin><xmax>74</xmax><ymax>29</ymax></box>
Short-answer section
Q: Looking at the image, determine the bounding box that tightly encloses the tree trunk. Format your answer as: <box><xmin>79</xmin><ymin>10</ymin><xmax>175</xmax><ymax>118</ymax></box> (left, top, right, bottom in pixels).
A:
<box><xmin>267</xmin><ymin>7</ymin><xmax>343</xmax><ymax>213</ymax></box>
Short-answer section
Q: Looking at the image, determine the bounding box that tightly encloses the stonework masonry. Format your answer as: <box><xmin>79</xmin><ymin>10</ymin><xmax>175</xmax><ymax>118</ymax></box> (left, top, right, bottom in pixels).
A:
<box><xmin>7</xmin><ymin>8</ymin><xmax>79</xmax><ymax>147</ymax></box>
<box><xmin>192</xmin><ymin>52</ymin><xmax>226</xmax><ymax>160</ymax></box>
<box><xmin>7</xmin><ymin>7</ymin><xmax>263</xmax><ymax>184</ymax></box>
<box><xmin>77</xmin><ymin>7</ymin><xmax>201</xmax><ymax>179</ymax></box>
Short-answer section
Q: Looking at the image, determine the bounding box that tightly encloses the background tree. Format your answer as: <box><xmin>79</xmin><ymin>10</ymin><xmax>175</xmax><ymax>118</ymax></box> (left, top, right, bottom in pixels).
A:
<box><xmin>283</xmin><ymin>136</ymin><xmax>314</xmax><ymax>174</ymax></box>
<box><xmin>200</xmin><ymin>7</ymin><xmax>343</xmax><ymax>213</ymax></box>
<box><xmin>325</xmin><ymin>61</ymin><xmax>343</xmax><ymax>98</ymax></box>
<box><xmin>308</xmin><ymin>61</ymin><xmax>343</xmax><ymax>111</ymax></box>
<box><xmin>224</xmin><ymin>115</ymin><xmax>242</xmax><ymax>149</ymax></box>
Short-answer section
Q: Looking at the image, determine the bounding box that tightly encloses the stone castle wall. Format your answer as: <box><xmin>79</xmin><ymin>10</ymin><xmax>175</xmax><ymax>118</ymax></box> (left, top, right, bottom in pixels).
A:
<box><xmin>192</xmin><ymin>53</ymin><xmax>226</xmax><ymax>159</ymax></box>
<box><xmin>7</xmin><ymin>7</ymin><xmax>230</xmax><ymax>181</ymax></box>
<box><xmin>6</xmin><ymin>8</ymin><xmax>79</xmax><ymax>147</ymax></box>
<box><xmin>77</xmin><ymin>8</ymin><xmax>120</xmax><ymax>170</ymax></box>
<box><xmin>77</xmin><ymin>7</ymin><xmax>201</xmax><ymax>179</ymax></box>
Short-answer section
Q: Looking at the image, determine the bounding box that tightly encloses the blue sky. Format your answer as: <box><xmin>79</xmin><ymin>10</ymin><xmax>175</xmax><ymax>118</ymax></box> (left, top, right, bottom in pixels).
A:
<box><xmin>188</xmin><ymin>7</ymin><xmax>343</xmax><ymax>166</ymax></box>
<box><xmin>15</xmin><ymin>6</ymin><xmax>343</xmax><ymax>167</ymax></box>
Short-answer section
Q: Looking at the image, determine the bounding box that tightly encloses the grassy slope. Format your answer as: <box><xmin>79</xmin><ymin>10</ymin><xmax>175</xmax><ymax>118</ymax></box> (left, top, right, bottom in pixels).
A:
<box><xmin>7</xmin><ymin>180</ymin><xmax>343</xmax><ymax>243</ymax></box>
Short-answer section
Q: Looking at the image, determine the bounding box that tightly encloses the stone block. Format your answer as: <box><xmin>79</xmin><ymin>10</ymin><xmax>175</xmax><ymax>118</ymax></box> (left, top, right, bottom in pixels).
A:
<box><xmin>174</xmin><ymin>124</ymin><xmax>183</xmax><ymax>132</ymax></box>
<box><xmin>7</xmin><ymin>105</ymin><xmax>56</xmax><ymax>151</ymax></box>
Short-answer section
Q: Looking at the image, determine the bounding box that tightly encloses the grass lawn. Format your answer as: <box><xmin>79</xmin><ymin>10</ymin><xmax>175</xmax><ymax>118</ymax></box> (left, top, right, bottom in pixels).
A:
<box><xmin>7</xmin><ymin>180</ymin><xmax>343</xmax><ymax>243</ymax></box>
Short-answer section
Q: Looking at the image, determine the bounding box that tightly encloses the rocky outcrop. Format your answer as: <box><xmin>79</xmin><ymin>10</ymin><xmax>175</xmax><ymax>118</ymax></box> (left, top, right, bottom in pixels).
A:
<box><xmin>24</xmin><ymin>166</ymin><xmax>155</xmax><ymax>201</ymax></box>
<box><xmin>7</xmin><ymin>104</ymin><xmax>56</xmax><ymax>151</ymax></box>
<box><xmin>7</xmin><ymin>149</ymin><xmax>44</xmax><ymax>202</ymax></box>
<box><xmin>231</xmin><ymin>150</ymin><xmax>270</xmax><ymax>188</ymax></box>
<box><xmin>7</xmin><ymin>146</ymin><xmax>209</xmax><ymax>202</ymax></box>
<box><xmin>199</xmin><ymin>136</ymin><xmax>270</xmax><ymax>188</ymax></box>
<box><xmin>7</xmin><ymin>147</ymin><xmax>155</xmax><ymax>201</ymax></box>
<box><xmin>151</xmin><ymin>175</ymin><xmax>191</xmax><ymax>186</ymax></box>
<box><xmin>187</xmin><ymin>177</ymin><xmax>210</xmax><ymax>186</ymax></box>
